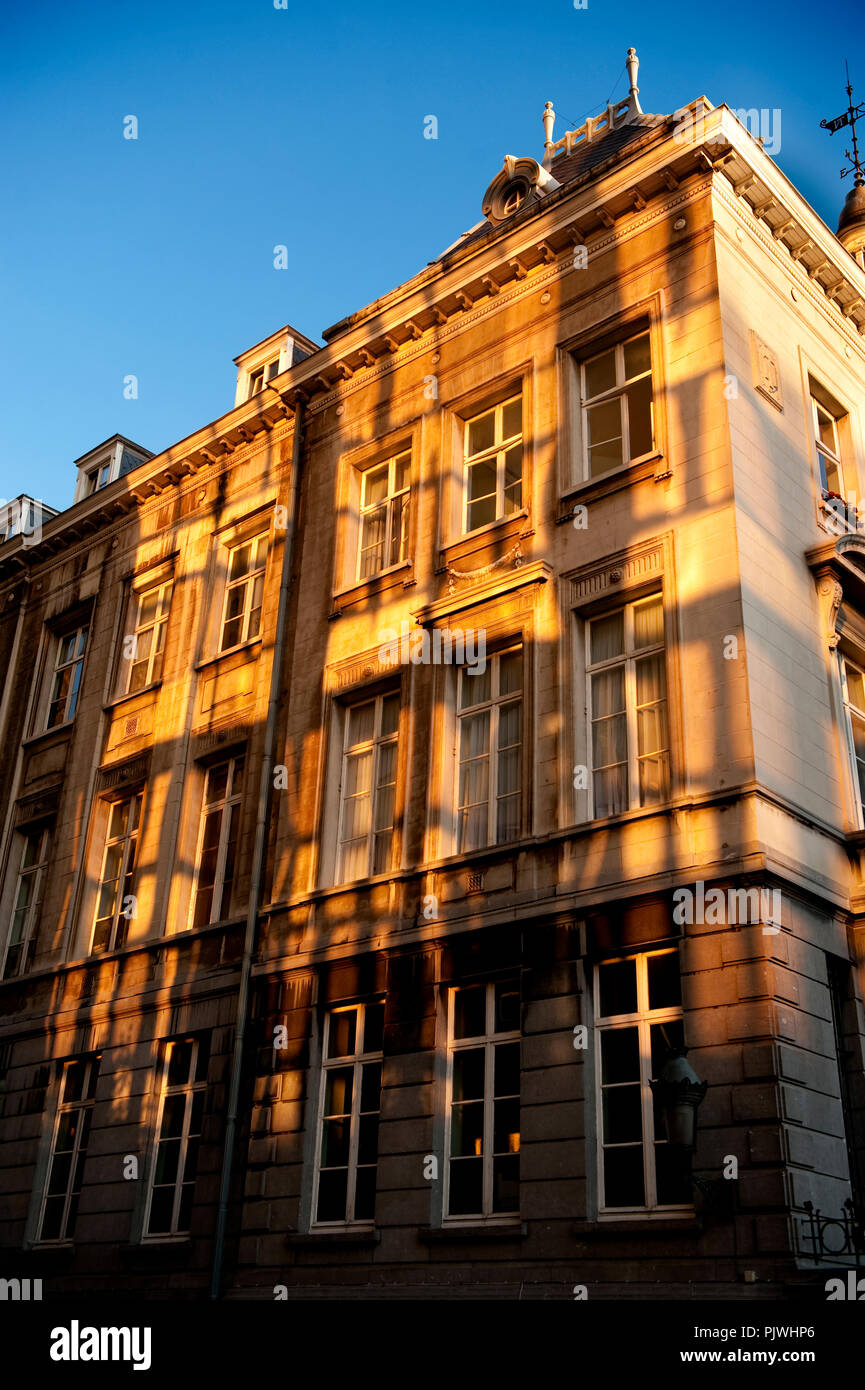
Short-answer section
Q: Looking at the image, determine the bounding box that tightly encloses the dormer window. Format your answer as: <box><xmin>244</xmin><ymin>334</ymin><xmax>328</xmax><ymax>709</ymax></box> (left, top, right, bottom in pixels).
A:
<box><xmin>502</xmin><ymin>182</ymin><xmax>528</xmax><ymax>216</ymax></box>
<box><xmin>86</xmin><ymin>463</ymin><xmax>111</xmax><ymax>495</ymax></box>
<box><xmin>248</xmin><ymin>359</ymin><xmax>280</xmax><ymax>398</ymax></box>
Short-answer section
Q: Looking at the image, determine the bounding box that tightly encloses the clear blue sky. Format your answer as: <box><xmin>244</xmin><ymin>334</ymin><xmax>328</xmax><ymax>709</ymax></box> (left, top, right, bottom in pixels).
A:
<box><xmin>0</xmin><ymin>0</ymin><xmax>860</xmax><ymax>509</ymax></box>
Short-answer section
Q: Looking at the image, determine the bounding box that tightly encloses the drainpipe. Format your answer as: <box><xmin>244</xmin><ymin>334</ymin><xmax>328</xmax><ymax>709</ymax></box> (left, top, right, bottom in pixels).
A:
<box><xmin>210</xmin><ymin>395</ymin><xmax>304</xmax><ymax>1300</ymax></box>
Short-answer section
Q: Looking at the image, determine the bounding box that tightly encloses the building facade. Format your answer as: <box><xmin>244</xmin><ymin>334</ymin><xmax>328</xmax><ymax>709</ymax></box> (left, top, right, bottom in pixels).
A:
<box><xmin>3</xmin><ymin>57</ymin><xmax>865</xmax><ymax>1300</ymax></box>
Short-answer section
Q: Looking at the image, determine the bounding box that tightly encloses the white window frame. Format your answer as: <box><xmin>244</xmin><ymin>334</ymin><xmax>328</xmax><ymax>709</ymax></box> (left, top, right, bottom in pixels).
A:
<box><xmin>580</xmin><ymin>329</ymin><xmax>654</xmax><ymax>479</ymax></box>
<box><xmin>811</xmin><ymin>391</ymin><xmax>845</xmax><ymax>496</ymax></box>
<box><xmin>462</xmin><ymin>393</ymin><xmax>523</xmax><ymax>534</ymax></box>
<box><xmin>119</xmin><ymin>578</ymin><xmax>173</xmax><ymax>696</ymax></box>
<box><xmin>90</xmin><ymin>792</ymin><xmax>143</xmax><ymax>954</ymax></box>
<box><xmin>356</xmin><ymin>451</ymin><xmax>411</xmax><ymax>581</ymax></box>
<box><xmin>189</xmin><ymin>756</ymin><xmax>245</xmax><ymax>928</ymax></box>
<box><xmin>219</xmin><ymin>534</ymin><xmax>267</xmax><ymax>652</ymax></box>
<box><xmin>143</xmin><ymin>1037</ymin><xmax>208</xmax><ymax>1239</ymax></box>
<box><xmin>86</xmin><ymin>462</ymin><xmax>111</xmax><ymax>495</ymax></box>
<box><xmin>2</xmin><ymin>827</ymin><xmax>50</xmax><ymax>978</ymax></box>
<box><xmin>247</xmin><ymin>358</ymin><xmax>280</xmax><ymax>398</ymax></box>
<box><xmin>336</xmin><ymin>693</ymin><xmax>399</xmax><ymax>883</ymax></box>
<box><xmin>586</xmin><ymin>595</ymin><xmax>669</xmax><ymax>819</ymax></box>
<box><xmin>456</xmin><ymin>646</ymin><xmax>523</xmax><ymax>852</ymax></box>
<box><xmin>840</xmin><ymin>653</ymin><xmax>865</xmax><ymax>827</ymax></box>
<box><xmin>45</xmin><ymin>625</ymin><xmax>89</xmax><ymax>730</ymax></box>
<box><xmin>37</xmin><ymin>1055</ymin><xmax>100</xmax><ymax>1243</ymax></box>
<box><xmin>594</xmin><ymin>948</ymin><xmax>688</xmax><ymax>1216</ymax></box>
<box><xmin>444</xmin><ymin>979</ymin><xmax>520</xmax><ymax>1222</ymax></box>
<box><xmin>312</xmin><ymin>1002</ymin><xmax>384</xmax><ymax>1227</ymax></box>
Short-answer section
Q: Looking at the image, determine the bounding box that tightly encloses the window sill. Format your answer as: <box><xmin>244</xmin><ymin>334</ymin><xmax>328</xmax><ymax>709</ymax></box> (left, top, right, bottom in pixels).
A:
<box><xmin>439</xmin><ymin>510</ymin><xmax>530</xmax><ymax>569</ymax></box>
<box><xmin>103</xmin><ymin>681</ymin><xmax>163</xmax><ymax>712</ymax></box>
<box><xmin>195</xmin><ymin>637</ymin><xmax>262</xmax><ymax>672</ymax></box>
<box><xmin>21</xmin><ymin>721</ymin><xmax>77</xmax><ymax>749</ymax></box>
<box><xmin>331</xmin><ymin>560</ymin><xmax>414</xmax><ymax>616</ymax></box>
<box><xmin>420</xmin><ymin>1222</ymin><xmax>527</xmax><ymax>1243</ymax></box>
<box><xmin>120</xmin><ymin>1238</ymin><xmax>194</xmax><ymax>1264</ymax></box>
<box><xmin>573</xmin><ymin>1215</ymin><xmax>697</xmax><ymax>1238</ymax></box>
<box><xmin>556</xmin><ymin>453</ymin><xmax>665</xmax><ymax>520</ymax></box>
<box><xmin>286</xmin><ymin>1228</ymin><xmax>380</xmax><ymax>1248</ymax></box>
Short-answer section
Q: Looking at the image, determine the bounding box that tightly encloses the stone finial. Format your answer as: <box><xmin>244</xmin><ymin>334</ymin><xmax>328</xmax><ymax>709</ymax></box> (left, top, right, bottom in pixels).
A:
<box><xmin>626</xmin><ymin>47</ymin><xmax>642</xmax><ymax>115</ymax></box>
<box><xmin>542</xmin><ymin>101</ymin><xmax>556</xmax><ymax>154</ymax></box>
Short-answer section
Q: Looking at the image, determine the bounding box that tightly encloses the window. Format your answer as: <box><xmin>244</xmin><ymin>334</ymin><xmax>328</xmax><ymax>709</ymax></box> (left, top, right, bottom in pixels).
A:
<box><xmin>220</xmin><ymin>535</ymin><xmax>267</xmax><ymax>651</ymax></box>
<box><xmin>502</xmin><ymin>183</ymin><xmax>527</xmax><ymax>216</ymax></box>
<box><xmin>314</xmin><ymin>1002</ymin><xmax>384</xmax><ymax>1225</ymax></box>
<box><xmin>46</xmin><ymin>626</ymin><xmax>89</xmax><ymax>729</ymax></box>
<box><xmin>145</xmin><ymin>1036</ymin><xmax>209</xmax><ymax>1237</ymax></box>
<box><xmin>2</xmin><ymin>828</ymin><xmax>50</xmax><ymax>978</ymax></box>
<box><xmin>38</xmin><ymin>1055</ymin><xmax>100</xmax><ymax>1242</ymax></box>
<box><xmin>463</xmin><ymin>394</ymin><xmax>523</xmax><ymax>532</ymax></box>
<box><xmin>457</xmin><ymin>646</ymin><xmax>522</xmax><ymax>852</ymax></box>
<box><xmin>841</xmin><ymin>656</ymin><xmax>865</xmax><ymax>822</ymax></box>
<box><xmin>357</xmin><ymin>452</ymin><xmax>410</xmax><ymax>580</ymax></box>
<box><xmin>595</xmin><ymin>949</ymin><xmax>689</xmax><ymax>1211</ymax></box>
<box><xmin>587</xmin><ymin>595</ymin><xmax>669</xmax><ymax>819</ymax></box>
<box><xmin>445</xmin><ymin>979</ymin><xmax>520</xmax><ymax>1219</ymax></box>
<box><xmin>337</xmin><ymin>693</ymin><xmax>399</xmax><ymax>882</ymax></box>
<box><xmin>248</xmin><ymin>359</ymin><xmax>279</xmax><ymax>398</ymax></box>
<box><xmin>91</xmin><ymin>793</ymin><xmax>143</xmax><ymax>954</ymax></box>
<box><xmin>582</xmin><ymin>329</ymin><xmax>653</xmax><ymax>477</ymax></box>
<box><xmin>811</xmin><ymin>390</ymin><xmax>844</xmax><ymax>496</ymax></box>
<box><xmin>120</xmin><ymin>579</ymin><xmax>173</xmax><ymax>695</ymax></box>
<box><xmin>86</xmin><ymin>463</ymin><xmax>111</xmax><ymax>495</ymax></box>
<box><xmin>191</xmin><ymin>757</ymin><xmax>244</xmax><ymax>928</ymax></box>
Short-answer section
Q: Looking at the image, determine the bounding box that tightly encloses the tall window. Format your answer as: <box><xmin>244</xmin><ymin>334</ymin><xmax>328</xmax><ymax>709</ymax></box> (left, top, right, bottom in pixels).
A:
<box><xmin>38</xmin><ymin>1055</ymin><xmax>100</xmax><ymax>1242</ymax></box>
<box><xmin>314</xmin><ymin>1002</ymin><xmax>384</xmax><ymax>1225</ymax></box>
<box><xmin>841</xmin><ymin>656</ymin><xmax>865</xmax><ymax>822</ymax></box>
<box><xmin>587</xmin><ymin>596</ymin><xmax>669</xmax><ymax>819</ymax></box>
<box><xmin>3</xmin><ymin>827</ymin><xmax>50</xmax><ymax>978</ymax></box>
<box><xmin>811</xmin><ymin>390</ymin><xmax>844</xmax><ymax>496</ymax></box>
<box><xmin>463</xmin><ymin>394</ymin><xmax>522</xmax><ymax>532</ymax></box>
<box><xmin>121</xmin><ymin>579</ymin><xmax>173</xmax><ymax>695</ymax></box>
<box><xmin>46</xmin><ymin>626</ymin><xmax>89</xmax><ymax>729</ymax></box>
<box><xmin>595</xmin><ymin>949</ymin><xmax>689</xmax><ymax>1211</ymax></box>
<box><xmin>582</xmin><ymin>329</ymin><xmax>653</xmax><ymax>477</ymax></box>
<box><xmin>191</xmin><ymin>757</ymin><xmax>244</xmax><ymax>928</ymax></box>
<box><xmin>337</xmin><ymin>694</ymin><xmax>399</xmax><ymax>882</ymax></box>
<box><xmin>446</xmin><ymin>979</ymin><xmax>520</xmax><ymax>1219</ymax></box>
<box><xmin>457</xmin><ymin>647</ymin><xmax>522</xmax><ymax>852</ymax></box>
<box><xmin>91</xmin><ymin>793</ymin><xmax>143</xmax><ymax>954</ymax></box>
<box><xmin>220</xmin><ymin>535</ymin><xmax>267</xmax><ymax>651</ymax></box>
<box><xmin>357</xmin><ymin>452</ymin><xmax>410</xmax><ymax>580</ymax></box>
<box><xmin>145</xmin><ymin>1036</ymin><xmax>209</xmax><ymax>1237</ymax></box>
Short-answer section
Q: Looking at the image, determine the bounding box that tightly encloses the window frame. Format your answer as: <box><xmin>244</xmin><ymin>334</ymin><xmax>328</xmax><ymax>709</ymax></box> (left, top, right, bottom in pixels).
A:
<box><xmin>356</xmin><ymin>451</ymin><xmax>411</xmax><ymax>582</ymax></box>
<box><xmin>336</xmin><ymin>692</ymin><xmax>400</xmax><ymax>884</ymax></box>
<box><xmin>462</xmin><ymin>393</ymin><xmax>524</xmax><ymax>535</ymax></box>
<box><xmin>2</xmin><ymin>826</ymin><xmax>50</xmax><ymax>978</ymax></box>
<box><xmin>189</xmin><ymin>755</ymin><xmax>245</xmax><ymax>929</ymax></box>
<box><xmin>585</xmin><ymin>594</ymin><xmax>670</xmax><ymax>820</ymax></box>
<box><xmin>580</xmin><ymin>328</ymin><xmax>654</xmax><ymax>480</ymax></box>
<box><xmin>118</xmin><ymin>577</ymin><xmax>174</xmax><ymax>696</ymax></box>
<box><xmin>37</xmin><ymin>1055</ymin><xmax>100</xmax><ymax>1244</ymax></box>
<box><xmin>90</xmin><ymin>791</ymin><xmax>143</xmax><ymax>955</ymax></box>
<box><xmin>594</xmin><ymin>948</ymin><xmax>689</xmax><ymax>1216</ymax></box>
<box><xmin>143</xmin><ymin>1036</ymin><xmax>209</xmax><ymax>1239</ymax></box>
<box><xmin>219</xmin><ymin>533</ymin><xmax>268</xmax><ymax>653</ymax></box>
<box><xmin>811</xmin><ymin>391</ymin><xmax>845</xmax><ymax>497</ymax></box>
<box><xmin>443</xmin><ymin>979</ymin><xmax>521</xmax><ymax>1222</ymax></box>
<box><xmin>312</xmin><ymin>1001</ymin><xmax>384</xmax><ymax>1228</ymax></box>
<box><xmin>45</xmin><ymin>624</ymin><xmax>89</xmax><ymax>730</ymax></box>
<box><xmin>455</xmin><ymin>645</ymin><xmax>523</xmax><ymax>852</ymax></box>
<box><xmin>840</xmin><ymin>652</ymin><xmax>865</xmax><ymax>828</ymax></box>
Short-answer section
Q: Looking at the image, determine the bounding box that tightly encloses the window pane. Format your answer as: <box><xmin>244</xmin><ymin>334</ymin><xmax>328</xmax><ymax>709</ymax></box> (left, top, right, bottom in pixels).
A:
<box><xmin>460</xmin><ymin>664</ymin><xmax>491</xmax><ymax>708</ymax></box>
<box><xmin>599</xmin><ymin>959</ymin><xmax>637</xmax><ymax>1017</ymax></box>
<box><xmin>453</xmin><ymin>986</ymin><xmax>485</xmax><ymax>1039</ymax></box>
<box><xmin>634</xmin><ymin>598</ymin><xmax>663</xmax><ymax>649</ymax></box>
<box><xmin>467</xmin><ymin>494</ymin><xmax>496</xmax><ymax>531</ymax></box>
<box><xmin>453</xmin><ymin>1048</ymin><xmax>485</xmax><ymax>1102</ymax></box>
<box><xmin>380</xmin><ymin>692</ymin><xmax>400</xmax><ymax>737</ymax></box>
<box><xmin>450</xmin><ymin>1100</ymin><xmax>484</xmax><ymax>1156</ymax></box>
<box><xmin>626</xmin><ymin>376</ymin><xmax>653</xmax><ymax>458</ymax></box>
<box><xmin>503</xmin><ymin>445</ymin><xmax>522</xmax><ymax>513</ymax></box>
<box><xmin>585</xmin><ymin>349</ymin><xmax>616</xmax><ymax>398</ymax></box>
<box><xmin>449</xmin><ymin>1157</ymin><xmax>482</xmax><ymax>1214</ymax></box>
<box><xmin>324</xmin><ymin>1067</ymin><xmax>353</xmax><ymax>1117</ymax></box>
<box><xmin>460</xmin><ymin>709</ymin><xmax>490</xmax><ymax>764</ymax></box>
<box><xmin>228</xmin><ymin>543</ymin><xmax>252</xmax><ymax>582</ymax></box>
<box><xmin>603</xmin><ymin>1085</ymin><xmax>643</xmax><ymax>1143</ymax></box>
<box><xmin>601</xmin><ymin>1026</ymin><xmax>640</xmax><ymax>1082</ymax></box>
<box><xmin>604</xmin><ymin>1146</ymin><xmax>645</xmax><ymax>1207</ymax></box>
<box><xmin>591</xmin><ymin>667</ymin><xmax>625</xmax><ymax>721</ymax></box>
<box><xmin>650</xmin><ymin>1019</ymin><xmax>685</xmax><ymax>1078</ymax></box>
<box><xmin>468</xmin><ymin>410</ymin><xmax>495</xmax><ymax>456</ymax></box>
<box><xmin>624</xmin><ymin>332</ymin><xmax>651</xmax><ymax>380</ymax></box>
<box><xmin>502</xmin><ymin>397</ymin><xmax>522</xmax><ymax>440</ymax></box>
<box><xmin>494</xmin><ymin>1041</ymin><xmax>519</xmax><ymax>1096</ymax></box>
<box><xmin>493</xmin><ymin>1097</ymin><xmax>520</xmax><ymax>1154</ymax></box>
<box><xmin>593</xmin><ymin>765</ymin><xmax>627</xmax><ymax>819</ymax></box>
<box><xmin>347</xmin><ymin>701</ymin><xmax>375</xmax><ymax>747</ymax></box>
<box><xmin>494</xmin><ymin>980</ymin><xmax>520</xmax><ymax>1033</ymax></box>
<box><xmin>328</xmin><ymin>1012</ymin><xmax>357</xmax><ymax>1060</ymax></box>
<box><xmin>498</xmin><ymin>648</ymin><xmax>522</xmax><ymax>696</ymax></box>
<box><xmin>354</xmin><ymin>1165</ymin><xmax>376</xmax><ymax>1220</ymax></box>
<box><xmin>467</xmin><ymin>458</ymin><xmax>496</xmax><ymax>503</ymax></box>
<box><xmin>321</xmin><ymin>1117</ymin><xmax>351</xmax><ymax>1167</ymax></box>
<box><xmin>393</xmin><ymin>453</ymin><xmax>410</xmax><ymax>493</ymax></box>
<box><xmin>360</xmin><ymin>1061</ymin><xmax>381</xmax><ymax>1113</ymax></box>
<box><xmin>846</xmin><ymin>663</ymin><xmax>865</xmax><ymax>712</ymax></box>
<box><xmin>316</xmin><ymin>1168</ymin><xmax>348</xmax><ymax>1222</ymax></box>
<box><xmin>590</xmin><ymin>612</ymin><xmax>624</xmax><ymax>663</ymax></box>
<box><xmin>363</xmin><ymin>1002</ymin><xmax>384</xmax><ymax>1054</ymax></box>
<box><xmin>492</xmin><ymin>1155</ymin><xmax>519</xmax><ymax>1213</ymax></box>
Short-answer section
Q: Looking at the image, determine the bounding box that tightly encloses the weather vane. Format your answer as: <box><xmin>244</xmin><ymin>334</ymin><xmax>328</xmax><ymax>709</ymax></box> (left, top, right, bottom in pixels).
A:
<box><xmin>821</xmin><ymin>61</ymin><xmax>865</xmax><ymax>185</ymax></box>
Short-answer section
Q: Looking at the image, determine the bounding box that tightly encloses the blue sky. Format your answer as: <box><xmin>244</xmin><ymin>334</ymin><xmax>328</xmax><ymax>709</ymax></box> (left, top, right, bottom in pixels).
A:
<box><xmin>0</xmin><ymin>0</ymin><xmax>859</xmax><ymax>509</ymax></box>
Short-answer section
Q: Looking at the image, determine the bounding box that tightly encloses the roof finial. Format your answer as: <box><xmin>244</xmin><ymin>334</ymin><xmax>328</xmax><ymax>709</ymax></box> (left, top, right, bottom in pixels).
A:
<box><xmin>626</xmin><ymin>47</ymin><xmax>642</xmax><ymax>115</ymax></box>
<box><xmin>542</xmin><ymin>101</ymin><xmax>556</xmax><ymax>160</ymax></box>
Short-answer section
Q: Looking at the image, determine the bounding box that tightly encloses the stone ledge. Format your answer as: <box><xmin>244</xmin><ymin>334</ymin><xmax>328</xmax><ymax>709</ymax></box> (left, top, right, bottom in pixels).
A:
<box><xmin>419</xmin><ymin>1222</ymin><xmax>527</xmax><ymax>1243</ymax></box>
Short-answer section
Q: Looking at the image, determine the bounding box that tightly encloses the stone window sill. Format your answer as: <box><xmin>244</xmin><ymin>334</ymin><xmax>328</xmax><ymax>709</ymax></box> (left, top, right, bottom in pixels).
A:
<box><xmin>420</xmin><ymin>1221</ymin><xmax>527</xmax><ymax>1243</ymax></box>
<box><xmin>286</xmin><ymin>1229</ymin><xmax>380</xmax><ymax>1248</ymax></box>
